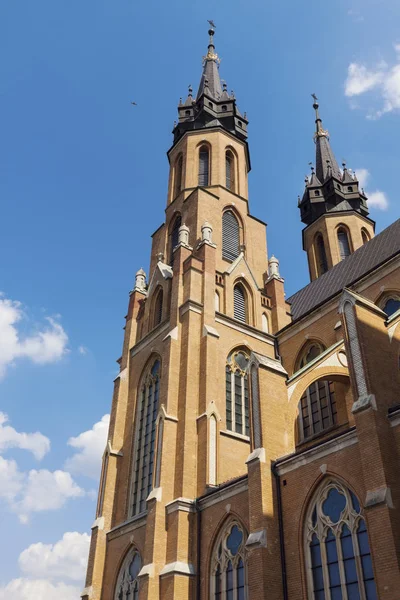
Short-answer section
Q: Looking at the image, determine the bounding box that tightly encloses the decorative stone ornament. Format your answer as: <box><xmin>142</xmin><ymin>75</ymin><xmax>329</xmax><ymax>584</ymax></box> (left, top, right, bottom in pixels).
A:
<box><xmin>201</xmin><ymin>221</ymin><xmax>213</xmax><ymax>243</ymax></box>
<box><xmin>268</xmin><ymin>255</ymin><xmax>280</xmax><ymax>278</ymax></box>
<box><xmin>134</xmin><ymin>268</ymin><xmax>147</xmax><ymax>293</ymax></box>
<box><xmin>156</xmin><ymin>251</ymin><xmax>165</xmax><ymax>263</ymax></box>
<box><xmin>178</xmin><ymin>223</ymin><xmax>190</xmax><ymax>246</ymax></box>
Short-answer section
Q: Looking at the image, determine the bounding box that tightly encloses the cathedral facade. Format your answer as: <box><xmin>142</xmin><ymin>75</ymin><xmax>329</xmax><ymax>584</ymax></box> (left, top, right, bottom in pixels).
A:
<box><xmin>83</xmin><ymin>27</ymin><xmax>400</xmax><ymax>600</ymax></box>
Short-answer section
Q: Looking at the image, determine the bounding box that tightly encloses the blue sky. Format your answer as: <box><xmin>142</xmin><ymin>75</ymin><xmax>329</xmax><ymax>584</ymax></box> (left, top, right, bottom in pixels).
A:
<box><xmin>0</xmin><ymin>0</ymin><xmax>399</xmax><ymax>597</ymax></box>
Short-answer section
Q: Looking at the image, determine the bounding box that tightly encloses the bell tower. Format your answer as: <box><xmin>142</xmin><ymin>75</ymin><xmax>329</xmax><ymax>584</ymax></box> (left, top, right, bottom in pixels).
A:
<box><xmin>83</xmin><ymin>25</ymin><xmax>291</xmax><ymax>600</ymax></box>
<box><xmin>299</xmin><ymin>96</ymin><xmax>375</xmax><ymax>281</ymax></box>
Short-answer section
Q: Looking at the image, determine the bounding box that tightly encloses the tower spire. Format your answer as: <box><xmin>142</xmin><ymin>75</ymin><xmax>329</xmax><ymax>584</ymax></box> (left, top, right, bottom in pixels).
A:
<box><xmin>312</xmin><ymin>95</ymin><xmax>341</xmax><ymax>182</ymax></box>
<box><xmin>196</xmin><ymin>23</ymin><xmax>223</xmax><ymax>100</ymax></box>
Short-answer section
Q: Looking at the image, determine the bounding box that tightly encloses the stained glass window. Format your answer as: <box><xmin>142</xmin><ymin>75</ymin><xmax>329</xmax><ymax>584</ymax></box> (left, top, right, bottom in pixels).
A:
<box><xmin>211</xmin><ymin>521</ymin><xmax>247</xmax><ymax>600</ymax></box>
<box><xmin>306</xmin><ymin>480</ymin><xmax>377</xmax><ymax>600</ymax></box>
<box><xmin>114</xmin><ymin>549</ymin><xmax>141</xmax><ymax>600</ymax></box>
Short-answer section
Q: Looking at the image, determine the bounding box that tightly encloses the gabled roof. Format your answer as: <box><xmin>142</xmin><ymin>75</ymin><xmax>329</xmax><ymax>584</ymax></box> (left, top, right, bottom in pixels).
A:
<box><xmin>287</xmin><ymin>219</ymin><xmax>400</xmax><ymax>321</ymax></box>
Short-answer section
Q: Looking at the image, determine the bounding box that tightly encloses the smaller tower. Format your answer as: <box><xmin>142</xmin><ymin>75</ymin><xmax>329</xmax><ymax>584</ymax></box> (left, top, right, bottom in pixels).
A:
<box><xmin>299</xmin><ymin>96</ymin><xmax>375</xmax><ymax>281</ymax></box>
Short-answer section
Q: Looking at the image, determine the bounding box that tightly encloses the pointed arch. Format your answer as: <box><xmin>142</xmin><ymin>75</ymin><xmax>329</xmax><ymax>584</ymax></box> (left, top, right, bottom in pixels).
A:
<box><xmin>222</xmin><ymin>210</ymin><xmax>241</xmax><ymax>261</ymax></box>
<box><xmin>304</xmin><ymin>477</ymin><xmax>377</xmax><ymax>599</ymax></box>
<box><xmin>337</xmin><ymin>225</ymin><xmax>352</xmax><ymax>260</ymax></box>
<box><xmin>233</xmin><ymin>282</ymin><xmax>247</xmax><ymax>323</ymax></box>
<box><xmin>199</xmin><ymin>144</ymin><xmax>210</xmax><ymax>186</ymax></box>
<box><xmin>114</xmin><ymin>546</ymin><xmax>142</xmax><ymax>600</ymax></box>
<box><xmin>210</xmin><ymin>516</ymin><xmax>248</xmax><ymax>600</ymax></box>
<box><xmin>130</xmin><ymin>356</ymin><xmax>161</xmax><ymax>516</ymax></box>
<box><xmin>152</xmin><ymin>287</ymin><xmax>164</xmax><ymax>328</ymax></box>
<box><xmin>376</xmin><ymin>290</ymin><xmax>400</xmax><ymax>318</ymax></box>
<box><xmin>261</xmin><ymin>313</ymin><xmax>269</xmax><ymax>334</ymax></box>
<box><xmin>225</xmin><ymin>147</ymin><xmax>236</xmax><ymax>192</ymax></box>
<box><xmin>315</xmin><ymin>233</ymin><xmax>328</xmax><ymax>277</ymax></box>
<box><xmin>168</xmin><ymin>213</ymin><xmax>182</xmax><ymax>264</ymax></box>
<box><xmin>174</xmin><ymin>153</ymin><xmax>183</xmax><ymax>198</ymax></box>
<box><xmin>294</xmin><ymin>340</ymin><xmax>326</xmax><ymax>372</ymax></box>
<box><xmin>226</xmin><ymin>348</ymin><xmax>250</xmax><ymax>436</ymax></box>
<box><xmin>361</xmin><ymin>228</ymin><xmax>370</xmax><ymax>245</ymax></box>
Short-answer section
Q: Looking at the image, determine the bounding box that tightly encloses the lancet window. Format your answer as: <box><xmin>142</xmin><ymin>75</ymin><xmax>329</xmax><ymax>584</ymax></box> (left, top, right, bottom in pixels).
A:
<box><xmin>305</xmin><ymin>479</ymin><xmax>377</xmax><ymax>599</ymax></box>
<box><xmin>174</xmin><ymin>154</ymin><xmax>183</xmax><ymax>197</ymax></box>
<box><xmin>380</xmin><ymin>294</ymin><xmax>400</xmax><ymax>318</ymax></box>
<box><xmin>169</xmin><ymin>214</ymin><xmax>182</xmax><ymax>264</ymax></box>
<box><xmin>199</xmin><ymin>145</ymin><xmax>210</xmax><ymax>186</ymax></box>
<box><xmin>114</xmin><ymin>548</ymin><xmax>142</xmax><ymax>600</ymax></box>
<box><xmin>226</xmin><ymin>150</ymin><xmax>235</xmax><ymax>191</ymax></box>
<box><xmin>153</xmin><ymin>289</ymin><xmax>163</xmax><ymax>327</ymax></box>
<box><xmin>298</xmin><ymin>379</ymin><xmax>336</xmax><ymax>441</ymax></box>
<box><xmin>211</xmin><ymin>521</ymin><xmax>247</xmax><ymax>600</ymax></box>
<box><xmin>297</xmin><ymin>342</ymin><xmax>326</xmax><ymax>371</ymax></box>
<box><xmin>233</xmin><ymin>283</ymin><xmax>247</xmax><ymax>323</ymax></box>
<box><xmin>316</xmin><ymin>234</ymin><xmax>328</xmax><ymax>276</ymax></box>
<box><xmin>131</xmin><ymin>359</ymin><xmax>161</xmax><ymax>516</ymax></box>
<box><xmin>226</xmin><ymin>350</ymin><xmax>249</xmax><ymax>436</ymax></box>
<box><xmin>337</xmin><ymin>228</ymin><xmax>351</xmax><ymax>261</ymax></box>
<box><xmin>222</xmin><ymin>211</ymin><xmax>240</xmax><ymax>261</ymax></box>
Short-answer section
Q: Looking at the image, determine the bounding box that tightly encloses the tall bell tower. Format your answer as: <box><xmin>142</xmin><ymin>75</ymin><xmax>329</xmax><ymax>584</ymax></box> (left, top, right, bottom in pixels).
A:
<box><xmin>299</xmin><ymin>97</ymin><xmax>375</xmax><ymax>281</ymax></box>
<box><xmin>82</xmin><ymin>25</ymin><xmax>291</xmax><ymax>600</ymax></box>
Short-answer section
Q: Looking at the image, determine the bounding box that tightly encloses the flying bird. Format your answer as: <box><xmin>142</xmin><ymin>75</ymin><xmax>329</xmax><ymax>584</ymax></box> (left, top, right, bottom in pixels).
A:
<box><xmin>131</xmin><ymin>101</ymin><xmax>137</xmax><ymax>106</ymax></box>
<box><xmin>208</xmin><ymin>19</ymin><xmax>216</xmax><ymax>28</ymax></box>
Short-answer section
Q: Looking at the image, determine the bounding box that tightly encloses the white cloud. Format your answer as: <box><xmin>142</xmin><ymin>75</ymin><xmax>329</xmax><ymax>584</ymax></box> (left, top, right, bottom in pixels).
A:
<box><xmin>0</xmin><ymin>456</ymin><xmax>85</xmax><ymax>523</ymax></box>
<box><xmin>344</xmin><ymin>46</ymin><xmax>400</xmax><ymax>117</ymax></box>
<box><xmin>19</xmin><ymin>531</ymin><xmax>90</xmax><ymax>582</ymax></box>
<box><xmin>0</xmin><ymin>413</ymin><xmax>50</xmax><ymax>460</ymax></box>
<box><xmin>0</xmin><ymin>296</ymin><xmax>69</xmax><ymax>379</ymax></box>
<box><xmin>354</xmin><ymin>168</ymin><xmax>389</xmax><ymax>210</ymax></box>
<box><xmin>78</xmin><ymin>345</ymin><xmax>88</xmax><ymax>355</ymax></box>
<box><xmin>65</xmin><ymin>414</ymin><xmax>110</xmax><ymax>480</ymax></box>
<box><xmin>0</xmin><ymin>578</ymin><xmax>80</xmax><ymax>600</ymax></box>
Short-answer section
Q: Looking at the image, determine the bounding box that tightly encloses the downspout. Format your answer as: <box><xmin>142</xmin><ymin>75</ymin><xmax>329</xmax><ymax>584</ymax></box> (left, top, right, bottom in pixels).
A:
<box><xmin>195</xmin><ymin>499</ymin><xmax>201</xmax><ymax>600</ymax></box>
<box><xmin>272</xmin><ymin>462</ymin><xmax>288</xmax><ymax>600</ymax></box>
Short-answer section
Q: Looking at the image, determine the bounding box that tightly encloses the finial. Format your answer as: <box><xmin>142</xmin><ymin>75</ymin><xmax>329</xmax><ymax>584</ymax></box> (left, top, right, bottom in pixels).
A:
<box><xmin>231</xmin><ymin>90</ymin><xmax>235</xmax><ymax>98</ymax></box>
<box><xmin>342</xmin><ymin>160</ymin><xmax>347</xmax><ymax>170</ymax></box>
<box><xmin>244</xmin><ymin>111</ymin><xmax>247</xmax><ymax>119</ymax></box>
<box><xmin>188</xmin><ymin>85</ymin><xmax>193</xmax><ymax>97</ymax></box>
<box><xmin>223</xmin><ymin>81</ymin><xmax>227</xmax><ymax>91</ymax></box>
<box><xmin>312</xmin><ymin>93</ymin><xmax>329</xmax><ymax>139</ymax></box>
<box><xmin>304</xmin><ymin>175</ymin><xmax>309</xmax><ymax>185</ymax></box>
<box><xmin>203</xmin><ymin>20</ymin><xmax>220</xmax><ymax>63</ymax></box>
<box><xmin>311</xmin><ymin>93</ymin><xmax>319</xmax><ymax>109</ymax></box>
<box><xmin>179</xmin><ymin>97</ymin><xmax>182</xmax><ymax>105</ymax></box>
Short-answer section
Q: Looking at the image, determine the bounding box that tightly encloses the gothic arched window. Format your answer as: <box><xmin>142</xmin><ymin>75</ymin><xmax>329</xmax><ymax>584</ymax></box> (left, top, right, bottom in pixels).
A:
<box><xmin>226</xmin><ymin>150</ymin><xmax>235</xmax><ymax>191</ymax></box>
<box><xmin>337</xmin><ymin>228</ymin><xmax>351</xmax><ymax>260</ymax></box>
<box><xmin>222</xmin><ymin>211</ymin><xmax>240</xmax><ymax>261</ymax></box>
<box><xmin>131</xmin><ymin>359</ymin><xmax>161</xmax><ymax>516</ymax></box>
<box><xmin>361</xmin><ymin>228</ymin><xmax>370</xmax><ymax>245</ymax></box>
<box><xmin>226</xmin><ymin>350</ymin><xmax>249</xmax><ymax>436</ymax></box>
<box><xmin>114</xmin><ymin>548</ymin><xmax>142</xmax><ymax>600</ymax></box>
<box><xmin>305</xmin><ymin>479</ymin><xmax>377</xmax><ymax>599</ymax></box>
<box><xmin>233</xmin><ymin>283</ymin><xmax>247</xmax><ymax>323</ymax></box>
<box><xmin>174</xmin><ymin>154</ymin><xmax>183</xmax><ymax>197</ymax></box>
<box><xmin>211</xmin><ymin>521</ymin><xmax>247</xmax><ymax>600</ymax></box>
<box><xmin>379</xmin><ymin>293</ymin><xmax>400</xmax><ymax>318</ymax></box>
<box><xmin>199</xmin><ymin>145</ymin><xmax>210</xmax><ymax>186</ymax></box>
<box><xmin>169</xmin><ymin>214</ymin><xmax>182</xmax><ymax>264</ymax></box>
<box><xmin>315</xmin><ymin>234</ymin><xmax>328</xmax><ymax>276</ymax></box>
<box><xmin>297</xmin><ymin>342</ymin><xmax>326</xmax><ymax>371</ymax></box>
<box><xmin>298</xmin><ymin>379</ymin><xmax>336</xmax><ymax>441</ymax></box>
<box><xmin>153</xmin><ymin>289</ymin><xmax>163</xmax><ymax>327</ymax></box>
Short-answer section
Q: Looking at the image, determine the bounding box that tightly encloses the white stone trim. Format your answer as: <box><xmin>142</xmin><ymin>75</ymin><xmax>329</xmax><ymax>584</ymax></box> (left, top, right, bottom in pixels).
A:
<box><xmin>160</xmin><ymin>561</ymin><xmax>196</xmax><ymax>576</ymax></box>
<box><xmin>365</xmin><ymin>486</ymin><xmax>393</xmax><ymax>509</ymax></box>
<box><xmin>286</xmin><ymin>340</ymin><xmax>344</xmax><ymax>385</ymax></box>
<box><xmin>275</xmin><ymin>430</ymin><xmax>358</xmax><ymax>475</ymax></box>
<box><xmin>215</xmin><ymin>315</ymin><xmax>274</xmax><ymax>345</ymax></box>
<box><xmin>179</xmin><ymin>300</ymin><xmax>203</xmax><ymax>316</ymax></box>
<box><xmin>114</xmin><ymin>367</ymin><xmax>128</xmax><ymax>382</ymax></box>
<box><xmin>249</xmin><ymin>351</ymin><xmax>287</xmax><ymax>376</ymax></box>
<box><xmin>245</xmin><ymin>529</ymin><xmax>267</xmax><ymax>550</ymax></box>
<box><xmin>146</xmin><ymin>487</ymin><xmax>162</xmax><ymax>502</ymax></box>
<box><xmin>163</xmin><ymin>326</ymin><xmax>178</xmax><ymax>341</ymax></box>
<box><xmin>198</xmin><ymin>478</ymin><xmax>248</xmax><ymax>510</ymax></box>
<box><xmin>165</xmin><ymin>497</ymin><xmax>196</xmax><ymax>515</ymax></box>
<box><xmin>246</xmin><ymin>447</ymin><xmax>266</xmax><ymax>464</ymax></box>
<box><xmin>203</xmin><ymin>324</ymin><xmax>220</xmax><ymax>338</ymax></box>
<box><xmin>80</xmin><ymin>586</ymin><xmax>93</xmax><ymax>598</ymax></box>
<box><xmin>352</xmin><ymin>394</ymin><xmax>377</xmax><ymax>414</ymax></box>
<box><xmin>107</xmin><ymin>512</ymin><xmax>147</xmax><ymax>540</ymax></box>
<box><xmin>389</xmin><ymin>410</ymin><xmax>400</xmax><ymax>428</ymax></box>
<box><xmin>91</xmin><ymin>516</ymin><xmax>105</xmax><ymax>530</ymax></box>
<box><xmin>220</xmin><ymin>429</ymin><xmax>250</xmax><ymax>443</ymax></box>
<box><xmin>138</xmin><ymin>563</ymin><xmax>155</xmax><ymax>578</ymax></box>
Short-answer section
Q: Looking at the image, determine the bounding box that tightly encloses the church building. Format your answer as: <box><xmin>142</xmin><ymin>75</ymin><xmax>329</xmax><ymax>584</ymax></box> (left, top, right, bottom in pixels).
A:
<box><xmin>82</xmin><ymin>26</ymin><xmax>400</xmax><ymax>600</ymax></box>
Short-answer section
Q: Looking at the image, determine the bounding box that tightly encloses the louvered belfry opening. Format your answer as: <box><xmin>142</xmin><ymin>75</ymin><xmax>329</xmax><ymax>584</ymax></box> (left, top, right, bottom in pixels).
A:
<box><xmin>222</xmin><ymin>210</ymin><xmax>240</xmax><ymax>261</ymax></box>
<box><xmin>234</xmin><ymin>283</ymin><xmax>247</xmax><ymax>323</ymax></box>
<box><xmin>198</xmin><ymin>146</ymin><xmax>210</xmax><ymax>186</ymax></box>
<box><xmin>337</xmin><ymin>228</ymin><xmax>351</xmax><ymax>260</ymax></box>
<box><xmin>169</xmin><ymin>215</ymin><xmax>182</xmax><ymax>264</ymax></box>
<box><xmin>154</xmin><ymin>289</ymin><xmax>163</xmax><ymax>327</ymax></box>
<box><xmin>226</xmin><ymin>150</ymin><xmax>235</xmax><ymax>191</ymax></box>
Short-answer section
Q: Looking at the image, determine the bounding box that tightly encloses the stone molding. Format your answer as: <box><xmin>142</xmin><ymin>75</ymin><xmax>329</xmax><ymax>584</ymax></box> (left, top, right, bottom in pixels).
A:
<box><xmin>146</xmin><ymin>487</ymin><xmax>162</xmax><ymax>502</ymax></box>
<box><xmin>198</xmin><ymin>478</ymin><xmax>248</xmax><ymax>510</ymax></box>
<box><xmin>249</xmin><ymin>351</ymin><xmax>287</xmax><ymax>376</ymax></box>
<box><xmin>275</xmin><ymin>430</ymin><xmax>358</xmax><ymax>476</ymax></box>
<box><xmin>245</xmin><ymin>447</ymin><xmax>266</xmax><ymax>465</ymax></box>
<box><xmin>80</xmin><ymin>585</ymin><xmax>92</xmax><ymax>599</ymax></box>
<box><xmin>114</xmin><ymin>367</ymin><xmax>128</xmax><ymax>382</ymax></box>
<box><xmin>351</xmin><ymin>394</ymin><xmax>377</xmax><ymax>414</ymax></box>
<box><xmin>203</xmin><ymin>324</ymin><xmax>220</xmax><ymax>338</ymax></box>
<box><xmin>215</xmin><ymin>314</ymin><xmax>274</xmax><ymax>345</ymax></box>
<box><xmin>365</xmin><ymin>486</ymin><xmax>393</xmax><ymax>509</ymax></box>
<box><xmin>159</xmin><ymin>561</ymin><xmax>196</xmax><ymax>577</ymax></box>
<box><xmin>165</xmin><ymin>497</ymin><xmax>196</xmax><ymax>515</ymax></box>
<box><xmin>130</xmin><ymin>321</ymin><xmax>170</xmax><ymax>358</ymax></box>
<box><xmin>91</xmin><ymin>516</ymin><xmax>105</xmax><ymax>530</ymax></box>
<box><xmin>107</xmin><ymin>513</ymin><xmax>147</xmax><ymax>541</ymax></box>
<box><xmin>245</xmin><ymin>529</ymin><xmax>267</xmax><ymax>550</ymax></box>
<box><xmin>163</xmin><ymin>326</ymin><xmax>178</xmax><ymax>341</ymax></box>
<box><xmin>138</xmin><ymin>563</ymin><xmax>155</xmax><ymax>578</ymax></box>
<box><xmin>179</xmin><ymin>299</ymin><xmax>203</xmax><ymax>317</ymax></box>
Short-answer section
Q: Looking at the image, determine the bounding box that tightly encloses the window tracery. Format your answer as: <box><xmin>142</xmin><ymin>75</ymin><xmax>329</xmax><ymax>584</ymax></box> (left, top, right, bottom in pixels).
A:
<box><xmin>131</xmin><ymin>359</ymin><xmax>161</xmax><ymax>516</ymax></box>
<box><xmin>226</xmin><ymin>350</ymin><xmax>249</xmax><ymax>436</ymax></box>
<box><xmin>211</xmin><ymin>521</ymin><xmax>247</xmax><ymax>600</ymax></box>
<box><xmin>297</xmin><ymin>342</ymin><xmax>326</xmax><ymax>370</ymax></box>
<box><xmin>379</xmin><ymin>293</ymin><xmax>400</xmax><ymax>318</ymax></box>
<box><xmin>114</xmin><ymin>548</ymin><xmax>142</xmax><ymax>600</ymax></box>
<box><xmin>305</xmin><ymin>479</ymin><xmax>377</xmax><ymax>599</ymax></box>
